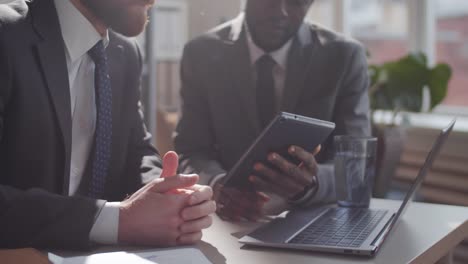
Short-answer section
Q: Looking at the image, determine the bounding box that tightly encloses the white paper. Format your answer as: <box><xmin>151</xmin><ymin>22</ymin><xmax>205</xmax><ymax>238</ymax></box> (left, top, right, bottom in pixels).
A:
<box><xmin>49</xmin><ymin>248</ymin><xmax>212</xmax><ymax>264</ymax></box>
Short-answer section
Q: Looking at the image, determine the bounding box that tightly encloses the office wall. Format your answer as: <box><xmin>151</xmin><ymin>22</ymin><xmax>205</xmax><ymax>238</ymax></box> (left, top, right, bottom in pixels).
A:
<box><xmin>187</xmin><ymin>0</ymin><xmax>241</xmax><ymax>40</ymax></box>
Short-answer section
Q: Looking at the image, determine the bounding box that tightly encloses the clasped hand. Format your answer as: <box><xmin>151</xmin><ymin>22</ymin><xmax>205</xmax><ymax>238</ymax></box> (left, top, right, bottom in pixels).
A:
<box><xmin>118</xmin><ymin>152</ymin><xmax>216</xmax><ymax>246</ymax></box>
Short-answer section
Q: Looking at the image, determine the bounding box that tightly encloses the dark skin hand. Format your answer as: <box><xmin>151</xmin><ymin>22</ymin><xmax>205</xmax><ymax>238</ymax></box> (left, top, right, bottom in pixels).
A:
<box><xmin>214</xmin><ymin>183</ymin><xmax>270</xmax><ymax>222</ymax></box>
<box><xmin>214</xmin><ymin>0</ymin><xmax>318</xmax><ymax>221</ymax></box>
<box><xmin>250</xmin><ymin>145</ymin><xmax>321</xmax><ymax>200</ymax></box>
<box><xmin>215</xmin><ymin>145</ymin><xmax>320</xmax><ymax>221</ymax></box>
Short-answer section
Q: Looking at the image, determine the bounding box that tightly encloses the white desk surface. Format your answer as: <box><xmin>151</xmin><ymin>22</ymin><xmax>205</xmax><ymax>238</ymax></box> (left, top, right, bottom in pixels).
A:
<box><xmin>198</xmin><ymin>199</ymin><xmax>468</xmax><ymax>264</ymax></box>
<box><xmin>48</xmin><ymin>199</ymin><xmax>468</xmax><ymax>264</ymax></box>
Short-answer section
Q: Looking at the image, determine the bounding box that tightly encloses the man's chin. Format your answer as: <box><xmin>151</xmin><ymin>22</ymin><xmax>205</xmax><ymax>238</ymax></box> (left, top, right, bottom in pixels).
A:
<box><xmin>258</xmin><ymin>39</ymin><xmax>288</xmax><ymax>52</ymax></box>
<box><xmin>114</xmin><ymin>23</ymin><xmax>147</xmax><ymax>37</ymax></box>
<box><xmin>253</xmin><ymin>31</ymin><xmax>290</xmax><ymax>51</ymax></box>
<box><xmin>110</xmin><ymin>13</ymin><xmax>148</xmax><ymax>37</ymax></box>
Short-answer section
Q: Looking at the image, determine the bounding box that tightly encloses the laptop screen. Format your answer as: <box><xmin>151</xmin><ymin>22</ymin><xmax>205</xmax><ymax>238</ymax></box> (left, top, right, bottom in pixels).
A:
<box><xmin>388</xmin><ymin>119</ymin><xmax>456</xmax><ymax>229</ymax></box>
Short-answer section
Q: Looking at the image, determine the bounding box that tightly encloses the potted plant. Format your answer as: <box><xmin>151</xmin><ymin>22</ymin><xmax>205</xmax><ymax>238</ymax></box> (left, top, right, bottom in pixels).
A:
<box><xmin>368</xmin><ymin>53</ymin><xmax>452</xmax><ymax>198</ymax></box>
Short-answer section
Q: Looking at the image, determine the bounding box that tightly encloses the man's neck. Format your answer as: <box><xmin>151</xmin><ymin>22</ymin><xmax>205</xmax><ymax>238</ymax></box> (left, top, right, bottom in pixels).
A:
<box><xmin>70</xmin><ymin>0</ymin><xmax>107</xmax><ymax>37</ymax></box>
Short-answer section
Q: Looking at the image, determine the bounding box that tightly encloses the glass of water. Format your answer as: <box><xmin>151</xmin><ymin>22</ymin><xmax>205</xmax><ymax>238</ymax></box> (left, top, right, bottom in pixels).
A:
<box><xmin>334</xmin><ymin>136</ymin><xmax>378</xmax><ymax>208</ymax></box>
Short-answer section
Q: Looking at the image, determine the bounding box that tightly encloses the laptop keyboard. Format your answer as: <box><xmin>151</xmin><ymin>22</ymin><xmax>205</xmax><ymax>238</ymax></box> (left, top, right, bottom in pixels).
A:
<box><xmin>288</xmin><ymin>208</ymin><xmax>387</xmax><ymax>248</ymax></box>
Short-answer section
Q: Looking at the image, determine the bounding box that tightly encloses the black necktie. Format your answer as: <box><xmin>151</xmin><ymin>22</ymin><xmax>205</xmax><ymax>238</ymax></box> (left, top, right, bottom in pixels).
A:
<box><xmin>87</xmin><ymin>41</ymin><xmax>113</xmax><ymax>199</ymax></box>
<box><xmin>256</xmin><ymin>55</ymin><xmax>277</xmax><ymax>129</ymax></box>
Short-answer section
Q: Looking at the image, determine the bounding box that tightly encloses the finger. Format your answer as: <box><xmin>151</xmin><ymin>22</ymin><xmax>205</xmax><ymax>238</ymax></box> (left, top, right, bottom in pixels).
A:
<box><xmin>213</xmin><ymin>183</ymin><xmax>228</xmax><ymax>202</ymax></box>
<box><xmin>177</xmin><ymin>231</ymin><xmax>203</xmax><ymax>245</ymax></box>
<box><xmin>161</xmin><ymin>151</ymin><xmax>179</xmax><ymax>178</ymax></box>
<box><xmin>216</xmin><ymin>189</ymin><xmax>244</xmax><ymax>220</ymax></box>
<box><xmin>181</xmin><ymin>200</ymin><xmax>217</xmax><ymax>221</ymax></box>
<box><xmin>218</xmin><ymin>197</ymin><xmax>265</xmax><ymax>222</ymax></box>
<box><xmin>150</xmin><ymin>174</ymin><xmax>199</xmax><ymax>193</ymax></box>
<box><xmin>179</xmin><ymin>216</ymin><xmax>213</xmax><ymax>233</ymax></box>
<box><xmin>218</xmin><ymin>187</ymin><xmax>260</xmax><ymax>207</ymax></box>
<box><xmin>217</xmin><ymin>202</ymin><xmax>261</xmax><ymax>222</ymax></box>
<box><xmin>313</xmin><ymin>145</ymin><xmax>322</xmax><ymax>155</ymax></box>
<box><xmin>289</xmin><ymin>146</ymin><xmax>318</xmax><ymax>174</ymax></box>
<box><xmin>249</xmin><ymin>175</ymin><xmax>292</xmax><ymax>198</ymax></box>
<box><xmin>257</xmin><ymin>191</ymin><xmax>270</xmax><ymax>202</ymax></box>
<box><xmin>127</xmin><ymin>177</ymin><xmax>163</xmax><ymax>199</ymax></box>
<box><xmin>131</xmin><ymin>152</ymin><xmax>182</xmax><ymax>198</ymax></box>
<box><xmin>187</xmin><ymin>185</ymin><xmax>214</xmax><ymax>205</ymax></box>
<box><xmin>253</xmin><ymin>163</ymin><xmax>303</xmax><ymax>194</ymax></box>
<box><xmin>267</xmin><ymin>153</ymin><xmax>312</xmax><ymax>186</ymax></box>
<box><xmin>217</xmin><ymin>188</ymin><xmax>266</xmax><ymax>221</ymax></box>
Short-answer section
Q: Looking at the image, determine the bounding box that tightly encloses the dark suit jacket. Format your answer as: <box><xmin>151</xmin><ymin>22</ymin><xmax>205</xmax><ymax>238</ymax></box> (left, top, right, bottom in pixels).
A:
<box><xmin>0</xmin><ymin>0</ymin><xmax>162</xmax><ymax>249</ymax></box>
<box><xmin>174</xmin><ymin>14</ymin><xmax>370</xmax><ymax>201</ymax></box>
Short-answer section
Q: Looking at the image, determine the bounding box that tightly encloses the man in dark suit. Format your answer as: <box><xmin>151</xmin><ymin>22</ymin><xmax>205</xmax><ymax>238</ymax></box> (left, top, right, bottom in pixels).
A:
<box><xmin>174</xmin><ymin>0</ymin><xmax>370</xmax><ymax>220</ymax></box>
<box><xmin>0</xmin><ymin>0</ymin><xmax>215</xmax><ymax>249</ymax></box>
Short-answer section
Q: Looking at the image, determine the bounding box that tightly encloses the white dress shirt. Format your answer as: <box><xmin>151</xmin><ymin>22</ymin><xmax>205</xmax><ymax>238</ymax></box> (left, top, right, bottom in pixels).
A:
<box><xmin>54</xmin><ymin>0</ymin><xmax>119</xmax><ymax>244</ymax></box>
<box><xmin>245</xmin><ymin>25</ymin><xmax>320</xmax><ymax>205</ymax></box>
<box><xmin>208</xmin><ymin>25</ymin><xmax>293</xmax><ymax>188</ymax></box>
<box><xmin>245</xmin><ymin>25</ymin><xmax>293</xmax><ymax>111</ymax></box>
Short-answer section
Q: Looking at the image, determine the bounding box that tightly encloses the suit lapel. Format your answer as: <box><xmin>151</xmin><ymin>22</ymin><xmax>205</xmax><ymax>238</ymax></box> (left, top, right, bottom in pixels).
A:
<box><xmin>107</xmin><ymin>34</ymin><xmax>125</xmax><ymax>142</ymax></box>
<box><xmin>281</xmin><ymin>24</ymin><xmax>318</xmax><ymax>112</ymax></box>
<box><xmin>231</xmin><ymin>35</ymin><xmax>261</xmax><ymax>134</ymax></box>
<box><xmin>105</xmin><ymin>35</ymin><xmax>125</xmax><ymax>197</ymax></box>
<box><xmin>216</xmin><ymin>14</ymin><xmax>260</xmax><ymax>135</ymax></box>
<box><xmin>225</xmin><ymin>14</ymin><xmax>261</xmax><ymax>134</ymax></box>
<box><xmin>31</xmin><ymin>0</ymin><xmax>72</xmax><ymax>193</ymax></box>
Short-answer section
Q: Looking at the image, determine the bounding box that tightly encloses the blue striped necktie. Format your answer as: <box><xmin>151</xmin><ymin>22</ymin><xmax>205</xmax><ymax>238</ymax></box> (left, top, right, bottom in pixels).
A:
<box><xmin>87</xmin><ymin>40</ymin><xmax>112</xmax><ymax>199</ymax></box>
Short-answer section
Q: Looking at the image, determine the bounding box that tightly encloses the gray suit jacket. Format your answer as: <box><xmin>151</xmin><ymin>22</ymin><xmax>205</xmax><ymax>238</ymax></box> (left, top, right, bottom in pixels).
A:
<box><xmin>174</xmin><ymin>13</ymin><xmax>370</xmax><ymax>204</ymax></box>
<box><xmin>0</xmin><ymin>0</ymin><xmax>162</xmax><ymax>249</ymax></box>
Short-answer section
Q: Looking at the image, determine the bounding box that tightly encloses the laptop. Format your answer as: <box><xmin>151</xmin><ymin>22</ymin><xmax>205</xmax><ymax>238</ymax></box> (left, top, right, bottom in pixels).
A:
<box><xmin>239</xmin><ymin>120</ymin><xmax>456</xmax><ymax>257</ymax></box>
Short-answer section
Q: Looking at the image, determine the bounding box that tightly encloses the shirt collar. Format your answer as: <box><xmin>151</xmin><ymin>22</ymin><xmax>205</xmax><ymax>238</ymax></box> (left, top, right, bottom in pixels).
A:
<box><xmin>245</xmin><ymin>23</ymin><xmax>293</xmax><ymax>70</ymax></box>
<box><xmin>54</xmin><ymin>0</ymin><xmax>109</xmax><ymax>63</ymax></box>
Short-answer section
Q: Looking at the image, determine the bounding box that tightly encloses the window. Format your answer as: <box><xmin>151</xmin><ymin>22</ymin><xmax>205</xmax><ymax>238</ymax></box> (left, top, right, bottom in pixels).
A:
<box><xmin>350</xmin><ymin>0</ymin><xmax>408</xmax><ymax>64</ymax></box>
<box><xmin>188</xmin><ymin>0</ymin><xmax>240</xmax><ymax>39</ymax></box>
<box><xmin>135</xmin><ymin>0</ymin><xmax>188</xmax><ymax>61</ymax></box>
<box><xmin>154</xmin><ymin>0</ymin><xmax>188</xmax><ymax>61</ymax></box>
<box><xmin>306</xmin><ymin>0</ymin><xmax>335</xmax><ymax>29</ymax></box>
<box><xmin>436</xmin><ymin>0</ymin><xmax>468</xmax><ymax>107</ymax></box>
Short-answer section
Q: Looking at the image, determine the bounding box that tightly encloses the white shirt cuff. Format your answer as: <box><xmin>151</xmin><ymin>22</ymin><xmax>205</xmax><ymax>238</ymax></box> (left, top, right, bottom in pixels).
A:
<box><xmin>288</xmin><ymin>177</ymin><xmax>319</xmax><ymax>206</ymax></box>
<box><xmin>209</xmin><ymin>173</ymin><xmax>226</xmax><ymax>188</ymax></box>
<box><xmin>295</xmin><ymin>164</ymin><xmax>336</xmax><ymax>206</ymax></box>
<box><xmin>89</xmin><ymin>202</ymin><xmax>120</xmax><ymax>245</ymax></box>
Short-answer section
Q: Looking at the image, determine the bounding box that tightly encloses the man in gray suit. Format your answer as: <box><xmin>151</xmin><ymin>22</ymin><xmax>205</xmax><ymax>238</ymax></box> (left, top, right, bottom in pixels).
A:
<box><xmin>174</xmin><ymin>0</ymin><xmax>370</xmax><ymax>220</ymax></box>
<box><xmin>0</xmin><ymin>0</ymin><xmax>215</xmax><ymax>249</ymax></box>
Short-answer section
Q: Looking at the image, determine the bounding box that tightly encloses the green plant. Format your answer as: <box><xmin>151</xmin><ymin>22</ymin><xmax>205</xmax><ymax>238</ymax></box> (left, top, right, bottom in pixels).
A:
<box><xmin>369</xmin><ymin>53</ymin><xmax>452</xmax><ymax>113</ymax></box>
<box><xmin>368</xmin><ymin>53</ymin><xmax>452</xmax><ymax>197</ymax></box>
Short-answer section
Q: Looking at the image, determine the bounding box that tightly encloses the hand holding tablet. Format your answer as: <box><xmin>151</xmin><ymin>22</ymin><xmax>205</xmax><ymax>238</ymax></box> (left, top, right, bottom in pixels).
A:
<box><xmin>216</xmin><ymin>112</ymin><xmax>335</xmax><ymax>221</ymax></box>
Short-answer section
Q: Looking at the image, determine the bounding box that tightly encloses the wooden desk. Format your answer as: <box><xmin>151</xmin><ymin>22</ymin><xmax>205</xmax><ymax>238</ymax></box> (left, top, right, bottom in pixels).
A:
<box><xmin>198</xmin><ymin>199</ymin><xmax>468</xmax><ymax>264</ymax></box>
<box><xmin>0</xmin><ymin>248</ymin><xmax>51</xmax><ymax>264</ymax></box>
<box><xmin>46</xmin><ymin>199</ymin><xmax>468</xmax><ymax>264</ymax></box>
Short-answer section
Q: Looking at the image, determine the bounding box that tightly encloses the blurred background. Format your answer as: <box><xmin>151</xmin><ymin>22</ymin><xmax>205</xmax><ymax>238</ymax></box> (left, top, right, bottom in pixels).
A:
<box><xmin>1</xmin><ymin>0</ymin><xmax>466</xmax><ymax>262</ymax></box>
<box><xmin>139</xmin><ymin>0</ymin><xmax>468</xmax><ymax>115</ymax></box>
<box><xmin>135</xmin><ymin>1</ymin><xmax>468</xmax><ymax>262</ymax></box>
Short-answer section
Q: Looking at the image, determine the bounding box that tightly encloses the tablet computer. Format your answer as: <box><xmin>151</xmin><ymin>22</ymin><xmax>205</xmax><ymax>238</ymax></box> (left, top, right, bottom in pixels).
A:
<box><xmin>222</xmin><ymin>112</ymin><xmax>335</xmax><ymax>189</ymax></box>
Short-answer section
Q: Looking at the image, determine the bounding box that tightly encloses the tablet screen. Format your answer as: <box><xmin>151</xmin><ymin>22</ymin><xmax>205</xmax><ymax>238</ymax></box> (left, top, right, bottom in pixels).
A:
<box><xmin>223</xmin><ymin>112</ymin><xmax>335</xmax><ymax>190</ymax></box>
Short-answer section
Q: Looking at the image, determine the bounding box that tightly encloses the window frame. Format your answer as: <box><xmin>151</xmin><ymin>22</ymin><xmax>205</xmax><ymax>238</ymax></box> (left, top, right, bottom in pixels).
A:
<box><xmin>334</xmin><ymin>0</ymin><xmax>468</xmax><ymax>117</ymax></box>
